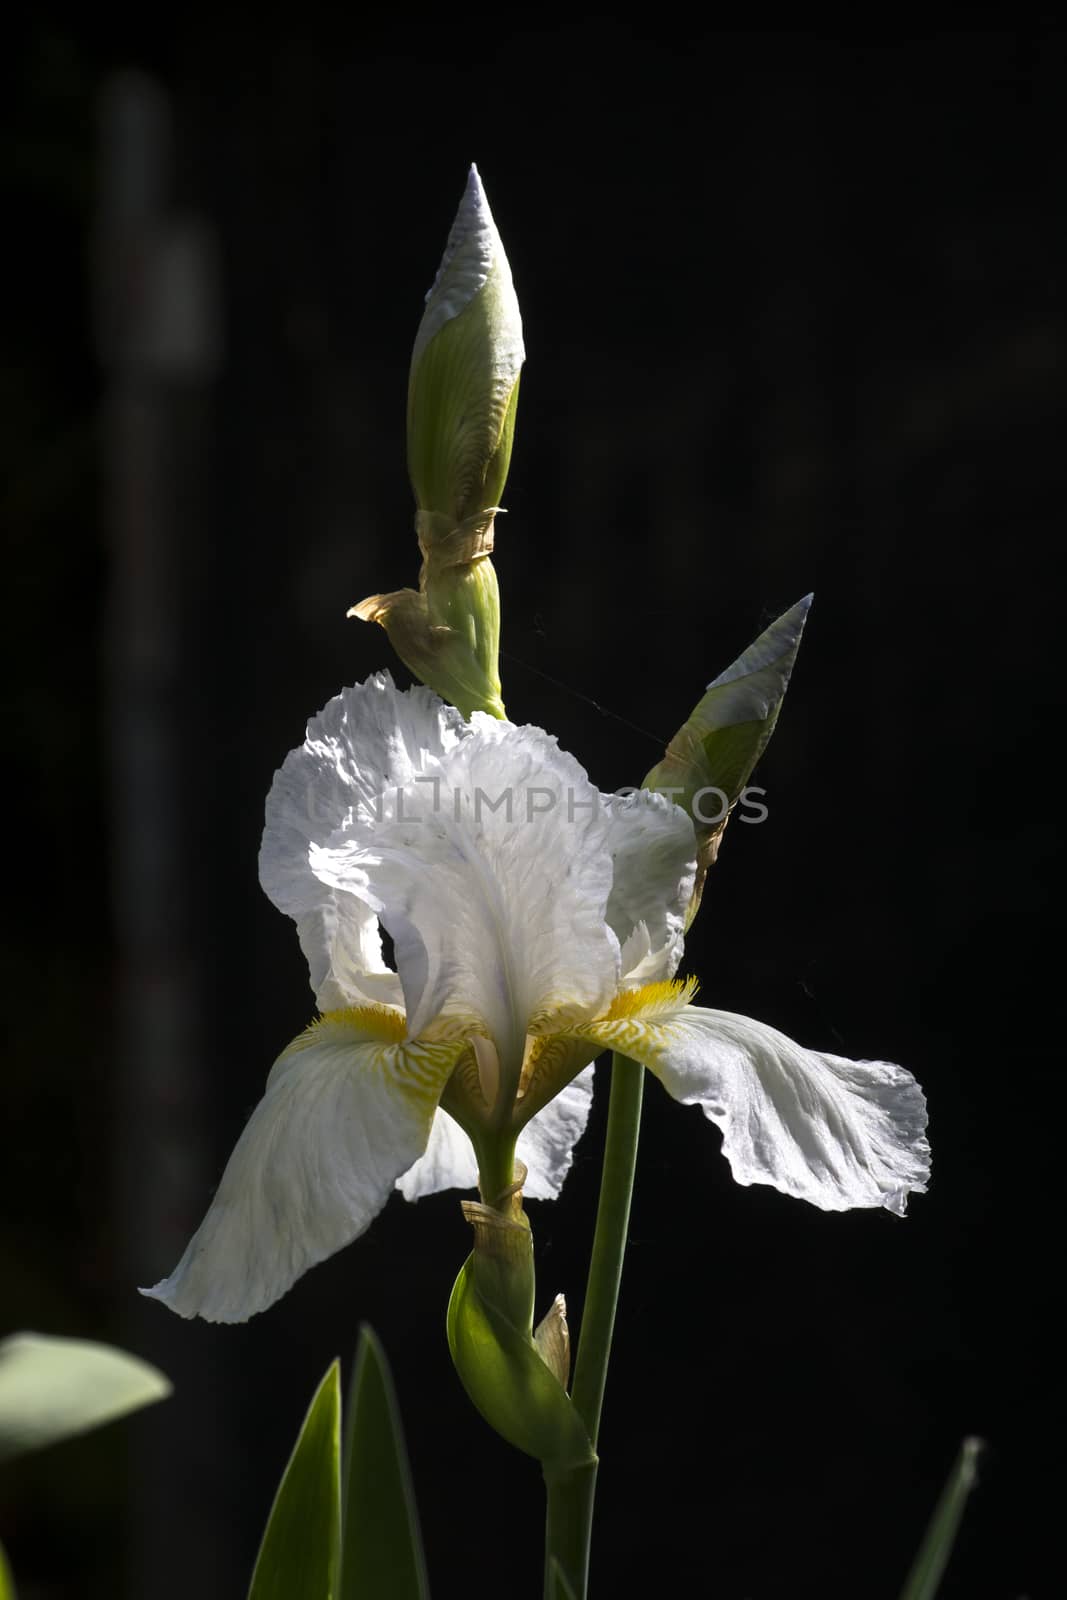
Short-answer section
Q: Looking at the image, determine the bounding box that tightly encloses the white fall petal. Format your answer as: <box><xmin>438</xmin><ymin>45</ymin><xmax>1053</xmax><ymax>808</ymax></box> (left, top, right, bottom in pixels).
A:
<box><xmin>564</xmin><ymin>1005</ymin><xmax>929</xmax><ymax>1214</ymax></box>
<box><xmin>141</xmin><ymin>1013</ymin><xmax>465</xmax><ymax>1323</ymax></box>
<box><xmin>396</xmin><ymin>1107</ymin><xmax>479</xmax><ymax>1201</ymax></box>
<box><xmin>516</xmin><ymin>1066</ymin><xmax>597</xmax><ymax>1200</ymax></box>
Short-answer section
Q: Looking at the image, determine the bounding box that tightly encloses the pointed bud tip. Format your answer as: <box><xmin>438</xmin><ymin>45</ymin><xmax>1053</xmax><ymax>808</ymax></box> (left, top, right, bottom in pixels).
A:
<box><xmin>704</xmin><ymin>594</ymin><xmax>813</xmax><ymax>693</ymax></box>
<box><xmin>781</xmin><ymin>592</ymin><xmax>814</xmax><ymax>629</ymax></box>
<box><xmin>412</xmin><ymin>164</ymin><xmax>506</xmax><ymax>362</ymax></box>
<box><xmin>777</xmin><ymin>591</ymin><xmax>813</xmax><ymax>642</ymax></box>
<box><xmin>458</xmin><ymin>161</ymin><xmax>491</xmax><ymax>229</ymax></box>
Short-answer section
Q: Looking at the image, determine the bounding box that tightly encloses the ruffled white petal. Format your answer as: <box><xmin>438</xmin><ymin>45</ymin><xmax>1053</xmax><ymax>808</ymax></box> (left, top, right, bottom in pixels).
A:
<box><xmin>260</xmin><ymin>672</ymin><xmax>466</xmax><ymax>1009</ymax></box>
<box><xmin>396</xmin><ymin>1107</ymin><xmax>478</xmax><ymax>1200</ymax></box>
<box><xmin>313</xmin><ymin>719</ymin><xmax>621</xmax><ymax>1078</ymax></box>
<box><xmin>603</xmin><ymin>789</ymin><xmax>695</xmax><ymax>983</ymax></box>
<box><xmin>517</xmin><ymin>1064</ymin><xmax>596</xmax><ymax>1200</ymax></box>
<box><xmin>141</xmin><ymin>1012</ymin><xmax>465</xmax><ymax>1322</ymax></box>
<box><xmin>565</xmin><ymin>1006</ymin><xmax>929</xmax><ymax>1214</ymax></box>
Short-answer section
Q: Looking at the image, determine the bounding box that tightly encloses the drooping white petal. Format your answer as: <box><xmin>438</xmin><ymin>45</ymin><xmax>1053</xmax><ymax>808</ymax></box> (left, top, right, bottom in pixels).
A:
<box><xmin>141</xmin><ymin>1011</ymin><xmax>465</xmax><ymax>1322</ymax></box>
<box><xmin>313</xmin><ymin>719</ymin><xmax>621</xmax><ymax>1079</ymax></box>
<box><xmin>565</xmin><ymin>1005</ymin><xmax>929</xmax><ymax>1214</ymax></box>
<box><xmin>260</xmin><ymin>672</ymin><xmax>466</xmax><ymax>1009</ymax></box>
<box><xmin>603</xmin><ymin>789</ymin><xmax>696</xmax><ymax>984</ymax></box>
<box><xmin>396</xmin><ymin>1107</ymin><xmax>479</xmax><ymax>1200</ymax></box>
<box><xmin>518</xmin><ymin>1064</ymin><xmax>597</xmax><ymax>1200</ymax></box>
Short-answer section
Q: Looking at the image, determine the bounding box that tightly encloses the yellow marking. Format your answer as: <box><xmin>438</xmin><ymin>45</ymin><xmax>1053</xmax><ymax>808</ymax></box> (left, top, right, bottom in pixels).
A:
<box><xmin>298</xmin><ymin>1003</ymin><xmax>409</xmax><ymax>1046</ymax></box>
<box><xmin>601</xmin><ymin>975</ymin><xmax>698</xmax><ymax>1020</ymax></box>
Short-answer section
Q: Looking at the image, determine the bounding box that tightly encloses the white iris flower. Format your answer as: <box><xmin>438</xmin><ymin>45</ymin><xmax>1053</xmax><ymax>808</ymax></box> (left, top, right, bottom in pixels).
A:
<box><xmin>143</xmin><ymin>673</ymin><xmax>929</xmax><ymax>1323</ymax></box>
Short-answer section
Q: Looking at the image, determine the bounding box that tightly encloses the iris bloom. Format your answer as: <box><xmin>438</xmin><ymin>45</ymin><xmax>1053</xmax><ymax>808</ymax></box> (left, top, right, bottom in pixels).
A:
<box><xmin>144</xmin><ymin>674</ymin><xmax>929</xmax><ymax>1323</ymax></box>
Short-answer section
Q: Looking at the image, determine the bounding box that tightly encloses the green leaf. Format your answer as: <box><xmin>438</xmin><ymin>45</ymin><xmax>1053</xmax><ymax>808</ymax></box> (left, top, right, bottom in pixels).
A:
<box><xmin>0</xmin><ymin>1538</ymin><xmax>16</xmax><ymax>1600</ymax></box>
<box><xmin>643</xmin><ymin>595</ymin><xmax>811</xmax><ymax>923</ymax></box>
<box><xmin>546</xmin><ymin>1557</ymin><xmax>578</xmax><ymax>1600</ymax></box>
<box><xmin>0</xmin><ymin>1332</ymin><xmax>171</xmax><ymax>1464</ymax></box>
<box><xmin>248</xmin><ymin>1360</ymin><xmax>342</xmax><ymax>1600</ymax></box>
<box><xmin>340</xmin><ymin>1326</ymin><xmax>429</xmax><ymax>1600</ymax></box>
<box><xmin>898</xmin><ymin>1436</ymin><xmax>985</xmax><ymax>1600</ymax></box>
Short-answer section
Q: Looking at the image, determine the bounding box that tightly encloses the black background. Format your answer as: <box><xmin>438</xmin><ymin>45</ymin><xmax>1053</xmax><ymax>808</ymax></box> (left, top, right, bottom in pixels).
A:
<box><xmin>2</xmin><ymin>16</ymin><xmax>1063</xmax><ymax>1599</ymax></box>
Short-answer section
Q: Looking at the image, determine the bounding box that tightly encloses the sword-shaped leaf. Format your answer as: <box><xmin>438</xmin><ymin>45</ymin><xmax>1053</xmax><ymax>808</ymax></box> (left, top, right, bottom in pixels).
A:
<box><xmin>0</xmin><ymin>1537</ymin><xmax>15</xmax><ymax>1600</ymax></box>
<box><xmin>340</xmin><ymin>1326</ymin><xmax>429</xmax><ymax>1600</ymax></box>
<box><xmin>248</xmin><ymin>1360</ymin><xmax>342</xmax><ymax>1600</ymax></box>
<box><xmin>898</xmin><ymin>1436</ymin><xmax>985</xmax><ymax>1600</ymax></box>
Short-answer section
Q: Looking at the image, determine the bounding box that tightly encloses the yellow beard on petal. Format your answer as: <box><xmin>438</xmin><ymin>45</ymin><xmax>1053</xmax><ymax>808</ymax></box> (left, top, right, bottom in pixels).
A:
<box><xmin>299</xmin><ymin>1004</ymin><xmax>410</xmax><ymax>1046</ymax></box>
<box><xmin>601</xmin><ymin>975</ymin><xmax>699</xmax><ymax>1020</ymax></box>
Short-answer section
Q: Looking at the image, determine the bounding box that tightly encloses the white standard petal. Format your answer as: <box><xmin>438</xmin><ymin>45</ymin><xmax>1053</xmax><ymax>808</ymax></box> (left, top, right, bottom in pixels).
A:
<box><xmin>603</xmin><ymin>788</ymin><xmax>696</xmax><ymax>984</ymax></box>
<box><xmin>517</xmin><ymin>1064</ymin><xmax>596</xmax><ymax>1201</ymax></box>
<box><xmin>396</xmin><ymin>1107</ymin><xmax>479</xmax><ymax>1201</ymax></box>
<box><xmin>259</xmin><ymin>672</ymin><xmax>467</xmax><ymax>1009</ymax></box>
<box><xmin>141</xmin><ymin>1011</ymin><xmax>465</xmax><ymax>1322</ymax></box>
<box><xmin>314</xmin><ymin>720</ymin><xmax>621</xmax><ymax>1081</ymax></box>
<box><xmin>565</xmin><ymin>1006</ymin><xmax>929</xmax><ymax>1214</ymax></box>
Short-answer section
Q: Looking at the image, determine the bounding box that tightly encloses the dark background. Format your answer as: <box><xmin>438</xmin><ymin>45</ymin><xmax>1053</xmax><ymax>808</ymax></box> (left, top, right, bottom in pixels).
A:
<box><xmin>2</xmin><ymin>16</ymin><xmax>1063</xmax><ymax>1599</ymax></box>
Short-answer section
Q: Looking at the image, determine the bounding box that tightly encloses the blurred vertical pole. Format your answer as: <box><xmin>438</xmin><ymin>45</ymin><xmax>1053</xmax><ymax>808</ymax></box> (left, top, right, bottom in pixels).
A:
<box><xmin>94</xmin><ymin>72</ymin><xmax>240</xmax><ymax>1599</ymax></box>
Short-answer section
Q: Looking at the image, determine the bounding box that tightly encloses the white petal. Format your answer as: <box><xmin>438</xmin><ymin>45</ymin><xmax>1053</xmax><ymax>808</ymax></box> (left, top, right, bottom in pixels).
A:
<box><xmin>293</xmin><ymin>902</ymin><xmax>403</xmax><ymax>1013</ymax></box>
<box><xmin>314</xmin><ymin>720</ymin><xmax>621</xmax><ymax>1079</ymax></box>
<box><xmin>396</xmin><ymin>1063</ymin><xmax>597</xmax><ymax>1204</ymax></box>
<box><xmin>260</xmin><ymin>672</ymin><xmax>466</xmax><ymax>1008</ymax></box>
<box><xmin>567</xmin><ymin>1007</ymin><xmax>929</xmax><ymax>1214</ymax></box>
<box><xmin>396</xmin><ymin>1107</ymin><xmax>478</xmax><ymax>1200</ymax></box>
<box><xmin>518</xmin><ymin>1064</ymin><xmax>596</xmax><ymax>1200</ymax></box>
<box><xmin>603</xmin><ymin>789</ymin><xmax>695</xmax><ymax>983</ymax></box>
<box><xmin>141</xmin><ymin>1012</ymin><xmax>465</xmax><ymax>1322</ymax></box>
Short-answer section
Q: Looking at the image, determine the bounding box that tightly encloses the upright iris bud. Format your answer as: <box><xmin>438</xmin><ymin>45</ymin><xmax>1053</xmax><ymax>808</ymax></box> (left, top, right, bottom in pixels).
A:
<box><xmin>351</xmin><ymin>165</ymin><xmax>524</xmax><ymax>720</ymax></box>
<box><xmin>645</xmin><ymin>595</ymin><xmax>812</xmax><ymax>928</ymax></box>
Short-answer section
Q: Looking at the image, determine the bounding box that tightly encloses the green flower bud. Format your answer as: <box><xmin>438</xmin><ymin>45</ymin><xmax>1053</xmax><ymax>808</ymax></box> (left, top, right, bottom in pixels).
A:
<box><xmin>351</xmin><ymin>166</ymin><xmax>522</xmax><ymax>721</ymax></box>
<box><xmin>644</xmin><ymin>595</ymin><xmax>811</xmax><ymax>927</ymax></box>
<box><xmin>407</xmin><ymin>163</ymin><xmax>524</xmax><ymax>525</ymax></box>
<box><xmin>446</xmin><ymin>1163</ymin><xmax>593</xmax><ymax>1472</ymax></box>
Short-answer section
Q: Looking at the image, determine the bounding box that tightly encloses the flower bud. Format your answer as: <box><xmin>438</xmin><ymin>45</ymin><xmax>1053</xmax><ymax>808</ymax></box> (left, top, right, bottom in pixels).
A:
<box><xmin>644</xmin><ymin>595</ymin><xmax>811</xmax><ymax>927</ymax></box>
<box><xmin>407</xmin><ymin>163</ymin><xmax>524</xmax><ymax>525</ymax></box>
<box><xmin>351</xmin><ymin>166</ymin><xmax>522</xmax><ymax>721</ymax></box>
<box><xmin>446</xmin><ymin>1164</ymin><xmax>593</xmax><ymax>1472</ymax></box>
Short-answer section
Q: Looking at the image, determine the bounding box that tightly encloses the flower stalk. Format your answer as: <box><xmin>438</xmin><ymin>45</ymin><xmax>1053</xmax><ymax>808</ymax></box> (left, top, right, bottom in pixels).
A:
<box><xmin>543</xmin><ymin>1052</ymin><xmax>645</xmax><ymax>1598</ymax></box>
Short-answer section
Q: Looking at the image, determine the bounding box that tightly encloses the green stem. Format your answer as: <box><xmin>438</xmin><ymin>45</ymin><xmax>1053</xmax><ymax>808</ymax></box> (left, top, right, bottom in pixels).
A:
<box><xmin>543</xmin><ymin>1461</ymin><xmax>597</xmax><ymax>1599</ymax></box>
<box><xmin>571</xmin><ymin>1053</ymin><xmax>644</xmax><ymax>1445</ymax></box>
<box><xmin>473</xmin><ymin>1131</ymin><xmax>519</xmax><ymax>1212</ymax></box>
<box><xmin>542</xmin><ymin>1053</ymin><xmax>644</xmax><ymax>1597</ymax></box>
